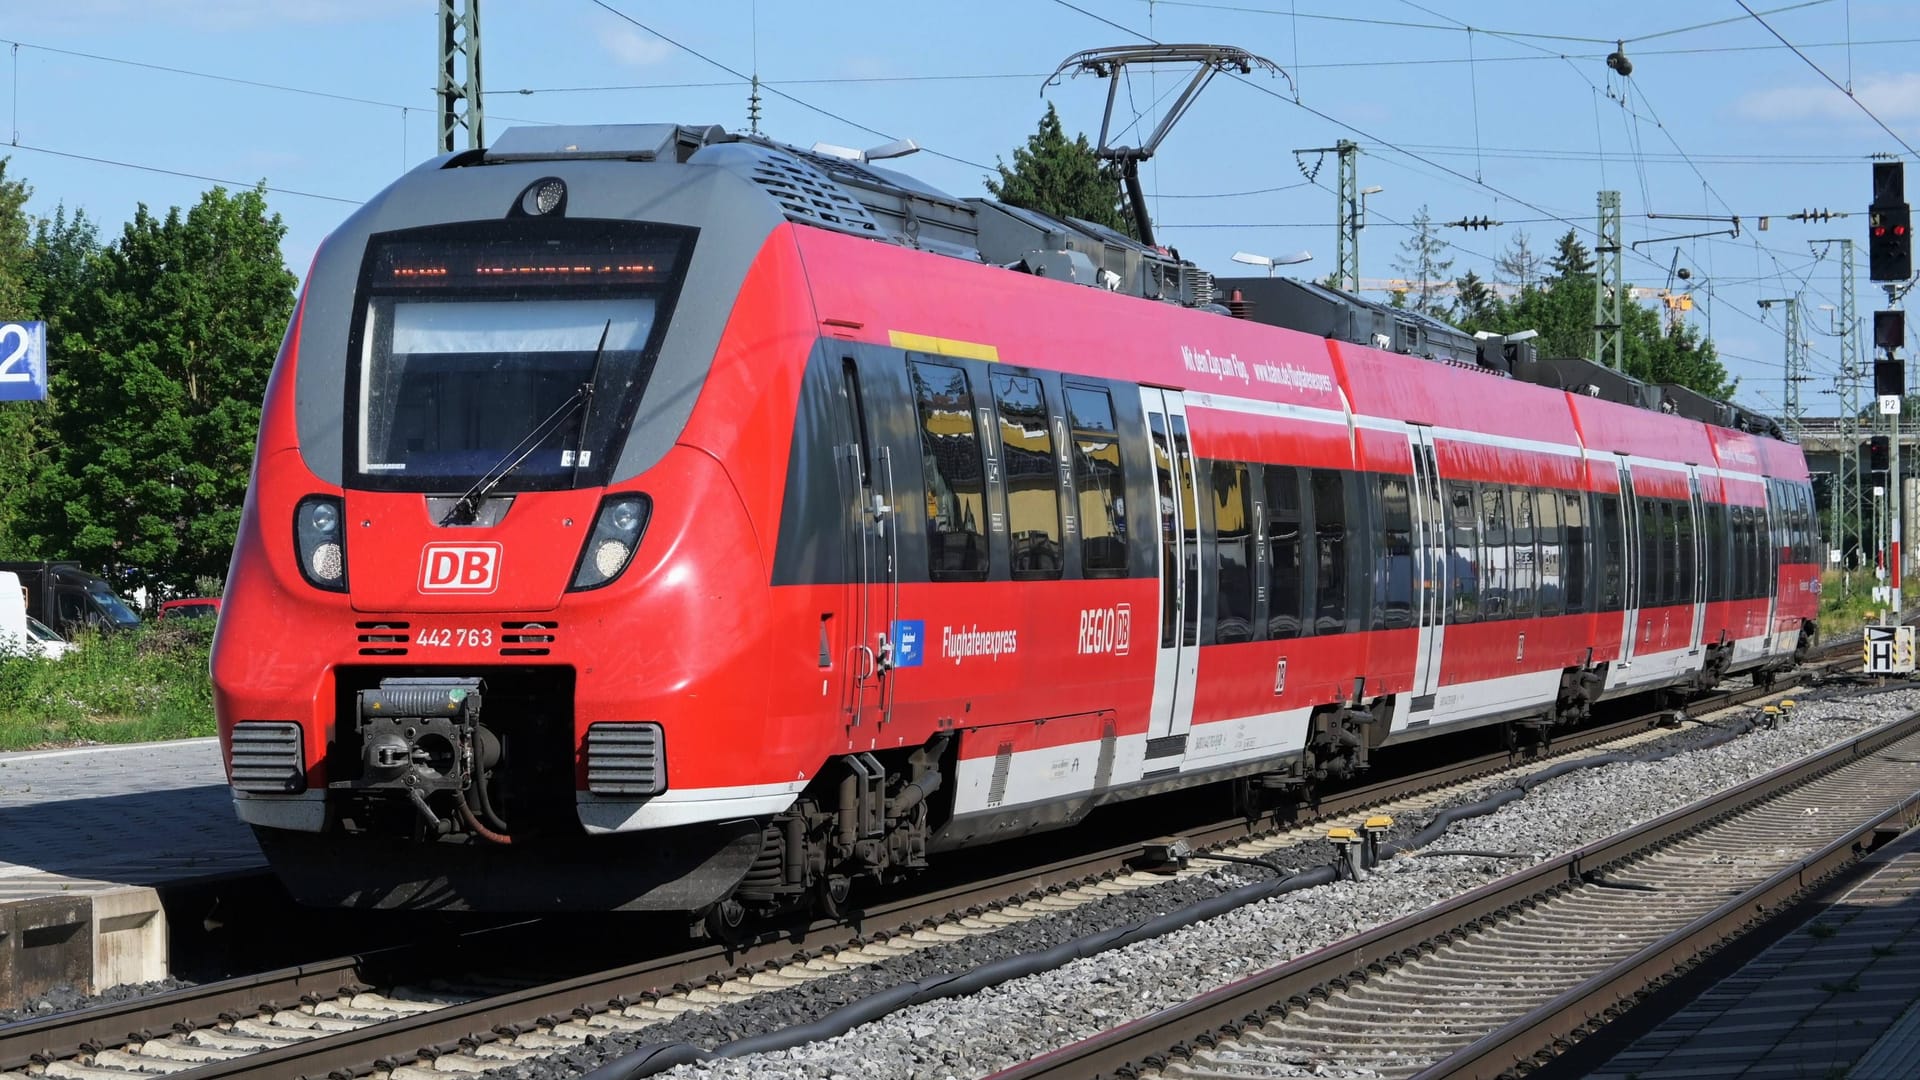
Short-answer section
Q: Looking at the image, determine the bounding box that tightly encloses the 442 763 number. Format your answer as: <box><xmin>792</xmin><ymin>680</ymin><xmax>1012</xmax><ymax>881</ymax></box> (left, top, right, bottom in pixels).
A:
<box><xmin>415</xmin><ymin>627</ymin><xmax>493</xmax><ymax>648</ymax></box>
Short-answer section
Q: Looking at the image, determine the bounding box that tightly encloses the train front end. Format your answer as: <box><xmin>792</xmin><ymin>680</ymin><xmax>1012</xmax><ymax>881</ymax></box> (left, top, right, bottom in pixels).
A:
<box><xmin>212</xmin><ymin>126</ymin><xmax>814</xmax><ymax>911</ymax></box>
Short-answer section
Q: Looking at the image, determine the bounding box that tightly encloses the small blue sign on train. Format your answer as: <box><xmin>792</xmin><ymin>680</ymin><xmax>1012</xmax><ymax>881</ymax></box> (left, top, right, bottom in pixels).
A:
<box><xmin>0</xmin><ymin>322</ymin><xmax>48</xmax><ymax>403</ymax></box>
<box><xmin>891</xmin><ymin>619</ymin><xmax>925</xmax><ymax>668</ymax></box>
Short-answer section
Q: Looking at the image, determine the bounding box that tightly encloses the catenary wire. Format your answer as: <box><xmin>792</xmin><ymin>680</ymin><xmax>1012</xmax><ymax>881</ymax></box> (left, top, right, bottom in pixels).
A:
<box><xmin>1732</xmin><ymin>0</ymin><xmax>1920</xmax><ymax>159</ymax></box>
<box><xmin>584</xmin><ymin>0</ymin><xmax>995</xmax><ymax>171</ymax></box>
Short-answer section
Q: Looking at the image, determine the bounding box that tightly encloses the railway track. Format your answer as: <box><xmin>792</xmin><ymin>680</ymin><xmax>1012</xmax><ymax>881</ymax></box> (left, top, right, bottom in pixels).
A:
<box><xmin>0</xmin><ymin>651</ymin><xmax>1872</xmax><ymax>1080</ymax></box>
<box><xmin>994</xmin><ymin>692</ymin><xmax>1920</xmax><ymax>1080</ymax></box>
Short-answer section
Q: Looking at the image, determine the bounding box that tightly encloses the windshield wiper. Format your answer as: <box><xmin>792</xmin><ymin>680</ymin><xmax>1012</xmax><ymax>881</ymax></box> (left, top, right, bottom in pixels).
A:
<box><xmin>572</xmin><ymin>320</ymin><xmax>613</xmax><ymax>487</ymax></box>
<box><xmin>440</xmin><ymin>321</ymin><xmax>613</xmax><ymax>526</ymax></box>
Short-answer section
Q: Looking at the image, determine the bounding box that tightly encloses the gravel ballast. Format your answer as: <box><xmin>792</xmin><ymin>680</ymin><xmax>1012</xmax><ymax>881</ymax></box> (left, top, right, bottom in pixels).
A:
<box><xmin>0</xmin><ymin>978</ymin><xmax>193</xmax><ymax>1027</ymax></box>
<box><xmin>474</xmin><ymin>685</ymin><xmax>1920</xmax><ymax>1080</ymax></box>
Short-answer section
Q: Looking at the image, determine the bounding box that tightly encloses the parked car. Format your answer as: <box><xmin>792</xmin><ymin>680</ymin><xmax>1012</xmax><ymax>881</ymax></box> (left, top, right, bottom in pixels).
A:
<box><xmin>1</xmin><ymin>570</ymin><xmax>74</xmax><ymax>659</ymax></box>
<box><xmin>159</xmin><ymin>597</ymin><xmax>222</xmax><ymax>621</ymax></box>
<box><xmin>0</xmin><ymin>561</ymin><xmax>142</xmax><ymax>639</ymax></box>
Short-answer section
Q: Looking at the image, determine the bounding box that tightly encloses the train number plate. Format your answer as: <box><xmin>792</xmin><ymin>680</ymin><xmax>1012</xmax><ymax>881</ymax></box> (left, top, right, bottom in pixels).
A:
<box><xmin>414</xmin><ymin>627</ymin><xmax>494</xmax><ymax>648</ymax></box>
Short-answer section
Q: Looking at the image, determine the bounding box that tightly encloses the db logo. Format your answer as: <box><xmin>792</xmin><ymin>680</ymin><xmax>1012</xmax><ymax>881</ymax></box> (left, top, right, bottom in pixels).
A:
<box><xmin>419</xmin><ymin>543</ymin><xmax>501</xmax><ymax>593</ymax></box>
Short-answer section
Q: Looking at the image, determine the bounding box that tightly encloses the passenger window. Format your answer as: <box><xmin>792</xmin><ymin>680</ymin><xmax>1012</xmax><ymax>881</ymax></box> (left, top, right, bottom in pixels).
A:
<box><xmin>1675</xmin><ymin>499</ymin><xmax>1695</xmax><ymax>604</ymax></box>
<box><xmin>1448</xmin><ymin>482</ymin><xmax>1479</xmax><ymax>623</ymax></box>
<box><xmin>1799</xmin><ymin>484</ymin><xmax>1816</xmax><ymax>564</ymax></box>
<box><xmin>1560</xmin><ymin>490</ymin><xmax>1586</xmax><ymax>614</ymax></box>
<box><xmin>1732</xmin><ymin>506</ymin><xmax>1750</xmax><ymax>600</ymax></box>
<box><xmin>911</xmin><ymin>360</ymin><xmax>989</xmax><ymax>580</ymax></box>
<box><xmin>1311</xmin><ymin>469</ymin><xmax>1349</xmax><ymax>635</ymax></box>
<box><xmin>1638</xmin><ymin>498</ymin><xmax>1661</xmax><ymax>608</ymax></box>
<box><xmin>1536</xmin><ymin>489</ymin><xmax>1563</xmax><ymax>616</ymax></box>
<box><xmin>1508</xmin><ymin>485</ymin><xmax>1535</xmax><ymax>617</ymax></box>
<box><xmin>1265</xmin><ymin>466</ymin><xmax>1304</xmax><ymax>639</ymax></box>
<box><xmin>1703</xmin><ymin>503</ymin><xmax>1724</xmax><ymax>603</ymax></box>
<box><xmin>992</xmin><ymin>373</ymin><xmax>1062</xmax><ymax>579</ymax></box>
<box><xmin>1598</xmin><ymin>494</ymin><xmax>1624</xmax><ymax>611</ymax></box>
<box><xmin>1480</xmin><ymin>485</ymin><xmax>1509</xmax><ymax>619</ymax></box>
<box><xmin>1064</xmin><ymin>387</ymin><xmax>1128</xmax><ymax>576</ymax></box>
<box><xmin>1212</xmin><ymin>461</ymin><xmax>1255</xmax><ymax>644</ymax></box>
<box><xmin>1375</xmin><ymin>474</ymin><xmax>1414</xmax><ymax>630</ymax></box>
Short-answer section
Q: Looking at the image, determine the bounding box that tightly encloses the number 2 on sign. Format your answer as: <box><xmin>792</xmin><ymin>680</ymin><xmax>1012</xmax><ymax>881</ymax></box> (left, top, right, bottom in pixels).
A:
<box><xmin>0</xmin><ymin>324</ymin><xmax>32</xmax><ymax>383</ymax></box>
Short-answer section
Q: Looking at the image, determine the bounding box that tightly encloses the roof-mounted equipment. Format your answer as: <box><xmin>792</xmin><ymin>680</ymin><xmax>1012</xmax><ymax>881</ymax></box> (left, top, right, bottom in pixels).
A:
<box><xmin>1045</xmin><ymin>44</ymin><xmax>1285</xmax><ymax>248</ymax></box>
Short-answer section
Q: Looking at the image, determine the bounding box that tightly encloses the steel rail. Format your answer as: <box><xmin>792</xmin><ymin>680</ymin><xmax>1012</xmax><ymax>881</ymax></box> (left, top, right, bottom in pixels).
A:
<box><xmin>989</xmin><ymin>700</ymin><xmax>1920</xmax><ymax>1080</ymax></box>
<box><xmin>0</xmin><ymin>955</ymin><xmax>370</xmax><ymax>1072</ymax></box>
<box><xmin>0</xmin><ymin>642</ymin><xmax>1861</xmax><ymax>1079</ymax></box>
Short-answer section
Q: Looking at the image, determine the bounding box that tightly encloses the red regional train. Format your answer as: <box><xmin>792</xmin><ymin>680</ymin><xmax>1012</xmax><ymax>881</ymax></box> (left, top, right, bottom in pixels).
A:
<box><xmin>212</xmin><ymin>123</ymin><xmax>1820</xmax><ymax>921</ymax></box>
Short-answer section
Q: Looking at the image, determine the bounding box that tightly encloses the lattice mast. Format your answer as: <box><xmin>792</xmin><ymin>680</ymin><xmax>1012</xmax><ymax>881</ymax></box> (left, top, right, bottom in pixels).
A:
<box><xmin>438</xmin><ymin>0</ymin><xmax>484</xmax><ymax>153</ymax></box>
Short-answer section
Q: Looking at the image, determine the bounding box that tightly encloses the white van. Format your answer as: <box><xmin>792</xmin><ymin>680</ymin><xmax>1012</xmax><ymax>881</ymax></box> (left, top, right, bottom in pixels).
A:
<box><xmin>0</xmin><ymin>570</ymin><xmax>73</xmax><ymax>660</ymax></box>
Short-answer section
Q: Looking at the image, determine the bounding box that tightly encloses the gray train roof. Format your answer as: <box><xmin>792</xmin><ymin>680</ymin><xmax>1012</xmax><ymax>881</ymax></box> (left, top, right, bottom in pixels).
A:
<box><xmin>290</xmin><ymin>122</ymin><xmax>1774</xmax><ymax>478</ymax></box>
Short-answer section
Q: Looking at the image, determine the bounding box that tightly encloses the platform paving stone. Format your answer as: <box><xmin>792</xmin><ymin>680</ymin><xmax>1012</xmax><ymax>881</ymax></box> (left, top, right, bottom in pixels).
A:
<box><xmin>0</xmin><ymin>738</ymin><xmax>263</xmax><ymax>897</ymax></box>
<box><xmin>1590</xmin><ymin>827</ymin><xmax>1920</xmax><ymax>1079</ymax></box>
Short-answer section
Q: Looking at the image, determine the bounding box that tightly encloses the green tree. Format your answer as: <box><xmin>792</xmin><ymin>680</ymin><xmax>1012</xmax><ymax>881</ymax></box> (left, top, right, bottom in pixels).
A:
<box><xmin>1471</xmin><ymin>266</ymin><xmax>1732</xmax><ymax>398</ymax></box>
<box><xmin>29</xmin><ymin>206</ymin><xmax>100</xmax><ymax>343</ymax></box>
<box><xmin>1</xmin><ymin>206</ymin><xmax>104</xmax><ymax>560</ymax></box>
<box><xmin>0</xmin><ymin>160</ymin><xmax>42</xmax><ymax>558</ymax></box>
<box><xmin>1546</xmin><ymin>228</ymin><xmax>1594</xmax><ymax>281</ymax></box>
<box><xmin>1451</xmin><ymin>269</ymin><xmax>1498</xmax><ymax>326</ymax></box>
<box><xmin>985</xmin><ymin>103</ymin><xmax>1134</xmax><ymax>237</ymax></box>
<box><xmin>1391</xmin><ymin>205</ymin><xmax>1455</xmax><ymax>317</ymax></box>
<box><xmin>34</xmin><ymin>184</ymin><xmax>295</xmax><ymax>598</ymax></box>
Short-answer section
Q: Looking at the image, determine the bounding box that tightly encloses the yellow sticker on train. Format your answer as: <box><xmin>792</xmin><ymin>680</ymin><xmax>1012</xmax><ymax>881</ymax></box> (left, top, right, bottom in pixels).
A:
<box><xmin>888</xmin><ymin>330</ymin><xmax>1000</xmax><ymax>362</ymax></box>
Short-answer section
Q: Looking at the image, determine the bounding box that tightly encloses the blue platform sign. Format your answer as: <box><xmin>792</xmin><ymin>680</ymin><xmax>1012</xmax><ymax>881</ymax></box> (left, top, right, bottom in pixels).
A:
<box><xmin>0</xmin><ymin>322</ymin><xmax>47</xmax><ymax>402</ymax></box>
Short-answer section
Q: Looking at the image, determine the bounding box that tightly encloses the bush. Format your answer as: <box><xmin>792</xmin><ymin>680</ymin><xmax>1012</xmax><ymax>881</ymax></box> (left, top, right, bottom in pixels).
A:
<box><xmin>0</xmin><ymin>619</ymin><xmax>215</xmax><ymax>750</ymax></box>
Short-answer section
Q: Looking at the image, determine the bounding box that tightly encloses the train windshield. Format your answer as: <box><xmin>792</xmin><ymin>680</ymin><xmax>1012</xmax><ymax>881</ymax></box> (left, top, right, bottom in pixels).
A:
<box><xmin>350</xmin><ymin>221</ymin><xmax>693</xmax><ymax>490</ymax></box>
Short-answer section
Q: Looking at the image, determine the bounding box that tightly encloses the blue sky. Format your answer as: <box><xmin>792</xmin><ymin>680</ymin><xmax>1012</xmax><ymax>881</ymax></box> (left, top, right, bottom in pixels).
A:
<box><xmin>2</xmin><ymin>0</ymin><xmax>1916</xmax><ymax>417</ymax></box>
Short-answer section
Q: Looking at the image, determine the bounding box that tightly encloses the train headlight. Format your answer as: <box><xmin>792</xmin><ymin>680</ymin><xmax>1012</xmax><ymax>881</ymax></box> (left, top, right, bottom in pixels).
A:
<box><xmin>570</xmin><ymin>494</ymin><xmax>650</xmax><ymax>591</ymax></box>
<box><xmin>294</xmin><ymin>494</ymin><xmax>348</xmax><ymax>591</ymax></box>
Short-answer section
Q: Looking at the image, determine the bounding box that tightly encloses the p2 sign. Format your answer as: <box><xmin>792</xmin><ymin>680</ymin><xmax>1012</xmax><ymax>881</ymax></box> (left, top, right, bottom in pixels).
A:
<box><xmin>0</xmin><ymin>322</ymin><xmax>47</xmax><ymax>403</ymax></box>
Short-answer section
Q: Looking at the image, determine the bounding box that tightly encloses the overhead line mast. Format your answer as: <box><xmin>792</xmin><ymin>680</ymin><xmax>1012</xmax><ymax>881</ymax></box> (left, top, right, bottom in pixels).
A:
<box><xmin>438</xmin><ymin>0</ymin><xmax>484</xmax><ymax>153</ymax></box>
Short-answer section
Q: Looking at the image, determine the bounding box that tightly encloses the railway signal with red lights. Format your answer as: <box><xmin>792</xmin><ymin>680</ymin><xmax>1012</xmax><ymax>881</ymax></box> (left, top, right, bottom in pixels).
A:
<box><xmin>1870</xmin><ymin>162</ymin><xmax>1912</xmax><ymax>282</ymax></box>
<box><xmin>1870</xmin><ymin>435</ymin><xmax>1893</xmax><ymax>473</ymax></box>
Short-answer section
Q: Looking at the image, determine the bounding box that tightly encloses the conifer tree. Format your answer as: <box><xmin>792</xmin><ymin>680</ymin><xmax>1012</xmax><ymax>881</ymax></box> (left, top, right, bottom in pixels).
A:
<box><xmin>986</xmin><ymin>104</ymin><xmax>1134</xmax><ymax>237</ymax></box>
<box><xmin>1391</xmin><ymin>205</ymin><xmax>1455</xmax><ymax>317</ymax></box>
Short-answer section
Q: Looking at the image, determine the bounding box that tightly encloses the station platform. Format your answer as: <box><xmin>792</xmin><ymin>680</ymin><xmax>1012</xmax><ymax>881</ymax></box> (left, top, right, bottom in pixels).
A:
<box><xmin>0</xmin><ymin>738</ymin><xmax>263</xmax><ymax>1007</ymax></box>
<box><xmin>1590</xmin><ymin>825</ymin><xmax>1920</xmax><ymax>1079</ymax></box>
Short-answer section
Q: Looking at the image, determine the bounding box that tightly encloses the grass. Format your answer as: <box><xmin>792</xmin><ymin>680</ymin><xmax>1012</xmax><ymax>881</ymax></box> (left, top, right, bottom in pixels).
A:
<box><xmin>1819</xmin><ymin>568</ymin><xmax>1918</xmax><ymax>632</ymax></box>
<box><xmin>0</xmin><ymin>619</ymin><xmax>216</xmax><ymax>751</ymax></box>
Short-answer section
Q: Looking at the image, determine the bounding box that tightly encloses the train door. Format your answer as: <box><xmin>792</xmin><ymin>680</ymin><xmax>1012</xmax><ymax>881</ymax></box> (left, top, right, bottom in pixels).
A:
<box><xmin>836</xmin><ymin>354</ymin><xmax>899</xmax><ymax>731</ymax></box>
<box><xmin>1687</xmin><ymin>468</ymin><xmax>1707</xmax><ymax>654</ymax></box>
<box><xmin>1141</xmin><ymin>387</ymin><xmax>1200</xmax><ymax>759</ymax></box>
<box><xmin>1406</xmin><ymin>427</ymin><xmax>1447</xmax><ymax>702</ymax></box>
<box><xmin>1761</xmin><ymin>478</ymin><xmax>1782</xmax><ymax>655</ymax></box>
<box><xmin>1616</xmin><ymin>460</ymin><xmax>1642</xmax><ymax>669</ymax></box>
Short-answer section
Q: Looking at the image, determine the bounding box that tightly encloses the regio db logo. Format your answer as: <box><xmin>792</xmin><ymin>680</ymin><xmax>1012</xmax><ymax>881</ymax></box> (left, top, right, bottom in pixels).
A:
<box><xmin>1076</xmin><ymin>603</ymin><xmax>1131</xmax><ymax>656</ymax></box>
